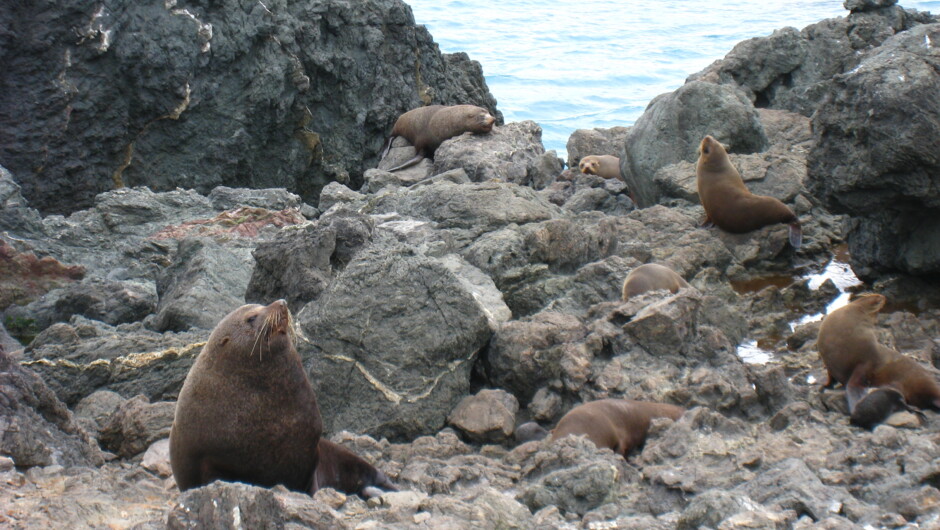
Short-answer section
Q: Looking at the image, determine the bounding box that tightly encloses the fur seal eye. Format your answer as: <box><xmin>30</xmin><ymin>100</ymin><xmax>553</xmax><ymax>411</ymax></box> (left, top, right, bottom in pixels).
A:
<box><xmin>247</xmin><ymin>315</ymin><xmax>257</xmax><ymax>324</ymax></box>
<box><xmin>703</xmin><ymin>146</ymin><xmax>710</xmax><ymax>154</ymax></box>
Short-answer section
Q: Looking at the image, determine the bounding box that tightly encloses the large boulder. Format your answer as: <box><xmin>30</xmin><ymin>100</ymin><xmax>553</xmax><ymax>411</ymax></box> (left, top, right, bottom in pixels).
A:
<box><xmin>619</xmin><ymin>81</ymin><xmax>767</xmax><ymax>207</ymax></box>
<box><xmin>689</xmin><ymin>5</ymin><xmax>936</xmax><ymax>115</ymax></box>
<box><xmin>431</xmin><ymin>121</ymin><xmax>564</xmax><ymax>189</ymax></box>
<box><xmin>0</xmin><ymin>0</ymin><xmax>500</xmax><ymax>215</ymax></box>
<box><xmin>807</xmin><ymin>23</ymin><xmax>940</xmax><ymax>279</ymax></box>
<box><xmin>297</xmin><ymin>243</ymin><xmax>504</xmax><ymax>440</ymax></box>
<box><xmin>0</xmin><ymin>349</ymin><xmax>104</xmax><ymax>467</ymax></box>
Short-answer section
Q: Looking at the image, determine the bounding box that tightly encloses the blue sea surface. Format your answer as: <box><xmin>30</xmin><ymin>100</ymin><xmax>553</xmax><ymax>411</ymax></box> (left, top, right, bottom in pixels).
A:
<box><xmin>406</xmin><ymin>0</ymin><xmax>939</xmax><ymax>161</ymax></box>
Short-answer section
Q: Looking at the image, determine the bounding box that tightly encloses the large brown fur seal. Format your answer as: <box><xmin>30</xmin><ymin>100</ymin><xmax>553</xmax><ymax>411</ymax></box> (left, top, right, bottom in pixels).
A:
<box><xmin>579</xmin><ymin>155</ymin><xmax>622</xmax><ymax>180</ymax></box>
<box><xmin>550</xmin><ymin>399</ymin><xmax>685</xmax><ymax>457</ymax></box>
<box><xmin>381</xmin><ymin>104</ymin><xmax>496</xmax><ymax>171</ymax></box>
<box><xmin>696</xmin><ymin>135</ymin><xmax>802</xmax><ymax>248</ymax></box>
<box><xmin>170</xmin><ymin>300</ymin><xmax>322</xmax><ymax>492</ymax></box>
<box><xmin>818</xmin><ymin>293</ymin><xmax>940</xmax><ymax>416</ymax></box>
<box><xmin>622</xmin><ymin>263</ymin><xmax>690</xmax><ymax>301</ymax></box>
<box><xmin>311</xmin><ymin>439</ymin><xmax>399</xmax><ymax>499</ymax></box>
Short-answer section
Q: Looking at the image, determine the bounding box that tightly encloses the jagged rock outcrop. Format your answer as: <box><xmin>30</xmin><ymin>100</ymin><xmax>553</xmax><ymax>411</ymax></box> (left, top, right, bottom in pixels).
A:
<box><xmin>0</xmin><ymin>0</ymin><xmax>501</xmax><ymax>215</ymax></box>
<box><xmin>808</xmin><ymin>23</ymin><xmax>940</xmax><ymax>279</ymax></box>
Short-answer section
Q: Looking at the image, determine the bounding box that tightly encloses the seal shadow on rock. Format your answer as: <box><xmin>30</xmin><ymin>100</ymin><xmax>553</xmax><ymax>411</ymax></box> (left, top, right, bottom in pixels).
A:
<box><xmin>695</xmin><ymin>135</ymin><xmax>802</xmax><ymax>249</ymax></box>
<box><xmin>170</xmin><ymin>301</ymin><xmax>399</xmax><ymax>497</ymax></box>
<box><xmin>516</xmin><ymin>399</ymin><xmax>685</xmax><ymax>458</ymax></box>
<box><xmin>817</xmin><ymin>293</ymin><xmax>940</xmax><ymax>427</ymax></box>
<box><xmin>380</xmin><ymin>104</ymin><xmax>496</xmax><ymax>171</ymax></box>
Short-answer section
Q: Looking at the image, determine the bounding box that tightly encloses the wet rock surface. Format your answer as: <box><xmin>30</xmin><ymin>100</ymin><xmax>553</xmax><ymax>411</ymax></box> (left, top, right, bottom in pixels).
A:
<box><xmin>2</xmin><ymin>3</ymin><xmax>940</xmax><ymax>529</ymax></box>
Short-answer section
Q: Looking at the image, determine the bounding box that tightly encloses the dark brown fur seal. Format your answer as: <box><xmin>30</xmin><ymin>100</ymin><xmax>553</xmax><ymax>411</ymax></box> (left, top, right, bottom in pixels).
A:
<box><xmin>818</xmin><ymin>293</ymin><xmax>940</xmax><ymax>417</ymax></box>
<box><xmin>579</xmin><ymin>155</ymin><xmax>622</xmax><ymax>180</ymax></box>
<box><xmin>850</xmin><ymin>387</ymin><xmax>924</xmax><ymax>430</ymax></box>
<box><xmin>311</xmin><ymin>439</ymin><xmax>398</xmax><ymax>499</ymax></box>
<box><xmin>381</xmin><ymin>104</ymin><xmax>496</xmax><ymax>171</ymax></box>
<box><xmin>696</xmin><ymin>135</ymin><xmax>802</xmax><ymax>248</ymax></box>
<box><xmin>170</xmin><ymin>300</ymin><xmax>322</xmax><ymax>492</ymax></box>
<box><xmin>551</xmin><ymin>399</ymin><xmax>685</xmax><ymax>457</ymax></box>
<box><xmin>622</xmin><ymin>263</ymin><xmax>690</xmax><ymax>301</ymax></box>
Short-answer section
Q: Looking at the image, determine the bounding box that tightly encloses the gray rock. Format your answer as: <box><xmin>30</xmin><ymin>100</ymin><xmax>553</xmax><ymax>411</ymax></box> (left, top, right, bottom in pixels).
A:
<box><xmin>297</xmin><ymin>243</ymin><xmax>492</xmax><ymax>440</ymax></box>
<box><xmin>845</xmin><ymin>0</ymin><xmax>897</xmax><ymax>13</ymax></box>
<box><xmin>370</xmin><ymin>180</ymin><xmax>561</xmax><ymax>235</ymax></box>
<box><xmin>0</xmin><ymin>0</ymin><xmax>500</xmax><ymax>215</ymax></box>
<box><xmin>0</xmin><ymin>349</ymin><xmax>104</xmax><ymax>468</ymax></box>
<box><xmin>98</xmin><ymin>395</ymin><xmax>176</xmax><ymax>458</ymax></box>
<box><xmin>619</xmin><ymin>81</ymin><xmax>767</xmax><ymax>207</ymax></box>
<box><xmin>2</xmin><ymin>277</ymin><xmax>157</xmax><ymax>333</ymax></box>
<box><xmin>245</xmin><ymin>209</ymin><xmax>375</xmax><ymax>312</ymax></box>
<box><xmin>566</xmin><ymin>126</ymin><xmax>631</xmax><ymax>170</ymax></box>
<box><xmin>206</xmin><ymin>186</ymin><xmax>306</xmax><ymax>212</ymax></box>
<box><xmin>318</xmin><ymin>182</ymin><xmax>368</xmax><ymax>212</ymax></box>
<box><xmin>677</xmin><ymin>490</ymin><xmax>766</xmax><ymax>530</ymax></box>
<box><xmin>152</xmin><ymin>237</ymin><xmax>254</xmax><ymax>331</ymax></box>
<box><xmin>141</xmin><ymin>438</ymin><xmax>172</xmax><ymax>478</ymax></box>
<box><xmin>447</xmin><ymin>388</ymin><xmax>519</xmax><ymax>444</ymax></box>
<box><xmin>808</xmin><ymin>24</ymin><xmax>940</xmax><ymax>279</ymax></box>
<box><xmin>74</xmin><ymin>390</ymin><xmax>127</xmax><ymax>439</ymax></box>
<box><xmin>432</xmin><ymin>121</ymin><xmax>564</xmax><ymax>190</ymax></box>
<box><xmin>487</xmin><ymin>312</ymin><xmax>588</xmax><ymax>402</ymax></box>
<box><xmin>736</xmin><ymin>458</ymin><xmax>871</xmax><ymax>522</ymax></box>
<box><xmin>166</xmin><ymin>481</ymin><xmax>348</xmax><ymax>529</ymax></box>
<box><xmin>24</xmin><ymin>316</ymin><xmax>205</xmax><ymax>406</ymax></box>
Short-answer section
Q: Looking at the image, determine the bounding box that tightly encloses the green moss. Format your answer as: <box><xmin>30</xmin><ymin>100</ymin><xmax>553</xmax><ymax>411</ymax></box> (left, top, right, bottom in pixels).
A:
<box><xmin>4</xmin><ymin>315</ymin><xmax>39</xmax><ymax>345</ymax></box>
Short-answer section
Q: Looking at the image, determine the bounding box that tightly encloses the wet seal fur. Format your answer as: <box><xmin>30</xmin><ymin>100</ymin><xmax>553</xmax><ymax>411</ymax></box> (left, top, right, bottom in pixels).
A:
<box><xmin>381</xmin><ymin>104</ymin><xmax>496</xmax><ymax>171</ymax></box>
<box><xmin>818</xmin><ymin>293</ymin><xmax>940</xmax><ymax>423</ymax></box>
<box><xmin>622</xmin><ymin>263</ymin><xmax>690</xmax><ymax>301</ymax></box>
<box><xmin>311</xmin><ymin>439</ymin><xmax>398</xmax><ymax>499</ymax></box>
<box><xmin>850</xmin><ymin>387</ymin><xmax>924</xmax><ymax>430</ymax></box>
<box><xmin>520</xmin><ymin>399</ymin><xmax>685</xmax><ymax>457</ymax></box>
<box><xmin>696</xmin><ymin>135</ymin><xmax>802</xmax><ymax>249</ymax></box>
<box><xmin>579</xmin><ymin>155</ymin><xmax>622</xmax><ymax>180</ymax></box>
<box><xmin>170</xmin><ymin>300</ymin><xmax>322</xmax><ymax>492</ymax></box>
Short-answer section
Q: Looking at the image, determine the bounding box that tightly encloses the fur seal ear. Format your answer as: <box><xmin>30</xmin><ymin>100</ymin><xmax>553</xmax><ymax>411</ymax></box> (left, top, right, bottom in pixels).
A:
<box><xmin>218</xmin><ymin>337</ymin><xmax>230</xmax><ymax>347</ymax></box>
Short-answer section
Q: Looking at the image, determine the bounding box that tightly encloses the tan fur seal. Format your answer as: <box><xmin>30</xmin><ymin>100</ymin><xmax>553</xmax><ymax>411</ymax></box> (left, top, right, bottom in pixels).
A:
<box><xmin>579</xmin><ymin>155</ymin><xmax>622</xmax><ymax>180</ymax></box>
<box><xmin>818</xmin><ymin>293</ymin><xmax>940</xmax><ymax>416</ymax></box>
<box><xmin>696</xmin><ymin>135</ymin><xmax>802</xmax><ymax>248</ymax></box>
<box><xmin>170</xmin><ymin>300</ymin><xmax>322</xmax><ymax>492</ymax></box>
<box><xmin>311</xmin><ymin>439</ymin><xmax>398</xmax><ymax>499</ymax></box>
<box><xmin>551</xmin><ymin>399</ymin><xmax>685</xmax><ymax>457</ymax></box>
<box><xmin>622</xmin><ymin>263</ymin><xmax>690</xmax><ymax>301</ymax></box>
<box><xmin>381</xmin><ymin>104</ymin><xmax>496</xmax><ymax>171</ymax></box>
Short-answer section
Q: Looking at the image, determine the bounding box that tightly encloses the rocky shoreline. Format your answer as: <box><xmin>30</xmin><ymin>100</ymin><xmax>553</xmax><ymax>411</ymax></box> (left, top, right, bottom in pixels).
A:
<box><xmin>2</xmin><ymin>0</ymin><xmax>940</xmax><ymax>528</ymax></box>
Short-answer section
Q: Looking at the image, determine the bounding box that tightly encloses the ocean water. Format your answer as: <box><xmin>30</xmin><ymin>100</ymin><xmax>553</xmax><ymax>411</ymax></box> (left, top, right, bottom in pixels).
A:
<box><xmin>406</xmin><ymin>0</ymin><xmax>940</xmax><ymax>161</ymax></box>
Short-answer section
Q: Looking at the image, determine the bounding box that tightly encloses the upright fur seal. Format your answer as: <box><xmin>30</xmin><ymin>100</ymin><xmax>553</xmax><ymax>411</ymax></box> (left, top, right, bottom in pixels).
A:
<box><xmin>170</xmin><ymin>300</ymin><xmax>322</xmax><ymax>492</ymax></box>
<box><xmin>696</xmin><ymin>135</ymin><xmax>802</xmax><ymax>248</ymax></box>
<box><xmin>818</xmin><ymin>293</ymin><xmax>940</xmax><ymax>416</ymax></box>
<box><xmin>551</xmin><ymin>399</ymin><xmax>685</xmax><ymax>457</ymax></box>
<box><xmin>381</xmin><ymin>104</ymin><xmax>496</xmax><ymax>171</ymax></box>
<box><xmin>311</xmin><ymin>439</ymin><xmax>398</xmax><ymax>499</ymax></box>
<box><xmin>579</xmin><ymin>155</ymin><xmax>622</xmax><ymax>180</ymax></box>
<box><xmin>622</xmin><ymin>263</ymin><xmax>690</xmax><ymax>301</ymax></box>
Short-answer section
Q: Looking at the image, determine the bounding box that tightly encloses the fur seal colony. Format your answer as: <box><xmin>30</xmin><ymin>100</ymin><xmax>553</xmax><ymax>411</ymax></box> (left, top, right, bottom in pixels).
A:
<box><xmin>696</xmin><ymin>135</ymin><xmax>802</xmax><ymax>249</ymax></box>
<box><xmin>381</xmin><ymin>104</ymin><xmax>496</xmax><ymax>171</ymax></box>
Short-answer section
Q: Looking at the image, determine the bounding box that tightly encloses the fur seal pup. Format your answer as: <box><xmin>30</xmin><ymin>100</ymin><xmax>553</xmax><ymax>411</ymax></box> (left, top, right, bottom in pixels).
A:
<box><xmin>551</xmin><ymin>399</ymin><xmax>685</xmax><ymax>457</ymax></box>
<box><xmin>622</xmin><ymin>263</ymin><xmax>690</xmax><ymax>301</ymax></box>
<box><xmin>311</xmin><ymin>439</ymin><xmax>398</xmax><ymax>499</ymax></box>
<box><xmin>818</xmin><ymin>293</ymin><xmax>940</xmax><ymax>416</ymax></box>
<box><xmin>381</xmin><ymin>104</ymin><xmax>496</xmax><ymax>171</ymax></box>
<box><xmin>850</xmin><ymin>387</ymin><xmax>925</xmax><ymax>430</ymax></box>
<box><xmin>514</xmin><ymin>421</ymin><xmax>550</xmax><ymax>444</ymax></box>
<box><xmin>696</xmin><ymin>135</ymin><xmax>802</xmax><ymax>249</ymax></box>
<box><xmin>170</xmin><ymin>300</ymin><xmax>322</xmax><ymax>492</ymax></box>
<box><xmin>579</xmin><ymin>155</ymin><xmax>622</xmax><ymax>180</ymax></box>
